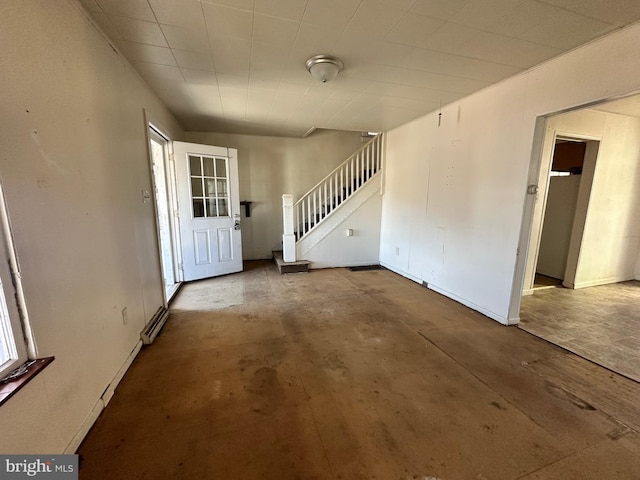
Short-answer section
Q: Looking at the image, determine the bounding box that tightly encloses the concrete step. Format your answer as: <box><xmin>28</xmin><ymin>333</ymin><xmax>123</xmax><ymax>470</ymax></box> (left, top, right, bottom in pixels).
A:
<box><xmin>273</xmin><ymin>250</ymin><xmax>309</xmax><ymax>274</ymax></box>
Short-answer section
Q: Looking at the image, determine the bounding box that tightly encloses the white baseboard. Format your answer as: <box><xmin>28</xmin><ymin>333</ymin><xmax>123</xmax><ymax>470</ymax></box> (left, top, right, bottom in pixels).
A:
<box><xmin>378</xmin><ymin>261</ymin><xmax>422</xmax><ymax>284</ymax></box>
<box><xmin>64</xmin><ymin>398</ymin><xmax>103</xmax><ymax>454</ymax></box>
<box><xmin>378</xmin><ymin>262</ymin><xmax>513</xmax><ymax>325</ymax></box>
<box><xmin>568</xmin><ymin>274</ymin><xmax>635</xmax><ymax>289</ymax></box>
<box><xmin>521</xmin><ymin>288</ymin><xmax>534</xmax><ymax>296</ymax></box>
<box><xmin>102</xmin><ymin>341</ymin><xmax>142</xmax><ymax>406</ymax></box>
<box><xmin>427</xmin><ymin>283</ymin><xmax>510</xmax><ymax>325</ymax></box>
<box><xmin>309</xmin><ymin>260</ymin><xmax>381</xmax><ymax>269</ymax></box>
<box><xmin>636</xmin><ymin>273</ymin><xmax>640</xmax><ymax>281</ymax></box>
<box><xmin>64</xmin><ymin>340</ymin><xmax>142</xmax><ymax>454</ymax></box>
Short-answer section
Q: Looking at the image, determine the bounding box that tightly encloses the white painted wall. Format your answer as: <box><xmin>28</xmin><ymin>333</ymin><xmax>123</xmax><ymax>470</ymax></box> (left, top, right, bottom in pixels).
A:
<box><xmin>0</xmin><ymin>1</ymin><xmax>182</xmax><ymax>453</ymax></box>
<box><xmin>184</xmin><ymin>130</ymin><xmax>364</xmax><ymax>260</ymax></box>
<box><xmin>381</xmin><ymin>22</ymin><xmax>640</xmax><ymax>324</ymax></box>
<box><xmin>569</xmin><ymin>113</ymin><xmax>640</xmax><ymax>288</ymax></box>
<box><xmin>536</xmin><ymin>175</ymin><xmax>581</xmax><ymax>279</ymax></box>
<box><xmin>297</xmin><ymin>174</ymin><xmax>382</xmax><ymax>269</ymax></box>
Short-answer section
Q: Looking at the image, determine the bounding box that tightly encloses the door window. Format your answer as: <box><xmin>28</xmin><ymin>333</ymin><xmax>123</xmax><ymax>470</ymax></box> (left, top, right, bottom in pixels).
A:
<box><xmin>189</xmin><ymin>155</ymin><xmax>229</xmax><ymax>218</ymax></box>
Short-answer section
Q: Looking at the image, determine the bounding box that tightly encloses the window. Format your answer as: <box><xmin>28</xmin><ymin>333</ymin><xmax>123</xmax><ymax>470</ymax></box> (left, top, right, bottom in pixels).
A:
<box><xmin>188</xmin><ymin>155</ymin><xmax>229</xmax><ymax>218</ymax></box>
<box><xmin>0</xmin><ymin>180</ymin><xmax>32</xmax><ymax>379</ymax></box>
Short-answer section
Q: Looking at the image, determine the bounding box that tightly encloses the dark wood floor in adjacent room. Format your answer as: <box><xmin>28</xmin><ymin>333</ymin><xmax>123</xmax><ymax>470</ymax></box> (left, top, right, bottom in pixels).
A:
<box><xmin>78</xmin><ymin>261</ymin><xmax>640</xmax><ymax>480</ymax></box>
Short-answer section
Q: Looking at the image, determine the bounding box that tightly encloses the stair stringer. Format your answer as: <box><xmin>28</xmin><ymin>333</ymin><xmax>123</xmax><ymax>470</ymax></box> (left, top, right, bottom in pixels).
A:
<box><xmin>297</xmin><ymin>174</ymin><xmax>382</xmax><ymax>269</ymax></box>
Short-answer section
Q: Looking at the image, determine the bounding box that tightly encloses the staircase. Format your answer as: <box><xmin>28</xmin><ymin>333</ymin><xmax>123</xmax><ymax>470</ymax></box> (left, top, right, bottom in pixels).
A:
<box><xmin>280</xmin><ymin>133</ymin><xmax>384</xmax><ymax>270</ymax></box>
<box><xmin>296</xmin><ymin>133</ymin><xmax>384</xmax><ymax>240</ymax></box>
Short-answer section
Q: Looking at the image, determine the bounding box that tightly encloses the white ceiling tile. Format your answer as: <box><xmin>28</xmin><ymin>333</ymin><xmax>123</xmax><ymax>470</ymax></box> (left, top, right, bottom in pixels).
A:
<box><xmin>294</xmin><ymin>22</ymin><xmax>343</xmax><ymax>53</ymax></box>
<box><xmin>376</xmin><ymin>94</ymin><xmax>440</xmax><ymax>111</ymax></box>
<box><xmin>483</xmin><ymin>1</ymin><xmax>560</xmax><ymax>38</ymax></box>
<box><xmin>251</xmin><ymin>41</ymin><xmax>291</xmax><ymax>64</ymax></box>
<box><xmin>219</xmin><ymin>86</ymin><xmax>249</xmax><ymax>101</ymax></box>
<box><xmin>253</xmin><ymin>14</ymin><xmax>300</xmax><ymax>47</ymax></box>
<box><xmin>181</xmin><ymin>68</ymin><xmax>218</xmax><ymax>84</ymax></box>
<box><xmin>248</xmin><ymin>78</ymin><xmax>281</xmax><ymax>92</ymax></box>
<box><xmin>132</xmin><ymin>61</ymin><xmax>185</xmax><ymax>83</ymax></box>
<box><xmin>332</xmin><ymin>35</ymin><xmax>414</xmax><ymax>66</ymax></box>
<box><xmin>115</xmin><ymin>41</ymin><xmax>176</xmax><ymax>66</ymax></box>
<box><xmin>148</xmin><ymin>0</ymin><xmax>206</xmax><ymax>29</ymax></box>
<box><xmin>186</xmin><ymin>84</ymin><xmax>223</xmax><ymax>113</ymax></box>
<box><xmin>173</xmin><ymin>50</ymin><xmax>214</xmax><ymax>70</ymax></box>
<box><xmin>384</xmin><ymin>14</ymin><xmax>446</xmax><ymax>48</ymax></box>
<box><xmin>409</xmin><ymin>0</ymin><xmax>468</xmax><ymax>21</ymax></box>
<box><xmin>538</xmin><ymin>0</ymin><xmax>640</xmax><ymax>26</ymax></box>
<box><xmin>219</xmin><ymin>87</ymin><xmax>247</xmax><ymax>116</ymax></box>
<box><xmin>96</xmin><ymin>0</ymin><xmax>155</xmax><ymax>22</ymax></box>
<box><xmin>154</xmin><ymin>85</ymin><xmax>195</xmax><ymax>112</ymax></box>
<box><xmin>303</xmin><ymin>86</ymin><xmax>334</xmax><ymax>100</ymax></box>
<box><xmin>161</xmin><ymin>24</ymin><xmax>209</xmax><ymax>52</ymax></box>
<box><xmin>275</xmin><ymin>83</ymin><xmax>309</xmax><ymax>96</ymax></box>
<box><xmin>364</xmin><ymin>82</ymin><xmax>464</xmax><ymax>104</ymax></box>
<box><xmin>200</xmin><ymin>0</ymin><xmax>254</xmax><ymax>11</ymax></box>
<box><xmin>345</xmin><ymin>0</ymin><xmax>414</xmax><ymax>39</ymax></box>
<box><xmin>303</xmin><ymin>0</ymin><xmax>361</xmax><ymax>29</ymax></box>
<box><xmin>462</xmin><ymin>31</ymin><xmax>562</xmax><ymax>68</ymax></box>
<box><xmin>109</xmin><ymin>15</ymin><xmax>168</xmax><ymax>46</ymax></box>
<box><xmin>281</xmin><ymin>66</ymin><xmax>314</xmax><ymax>85</ymax></box>
<box><xmin>272</xmin><ymin>91</ymin><xmax>305</xmax><ymax>110</ymax></box>
<box><xmin>217</xmin><ymin>74</ymin><xmax>249</xmax><ymax>88</ymax></box>
<box><xmin>83</xmin><ymin>0</ymin><xmax>640</xmax><ymax>136</ymax></box>
<box><xmin>343</xmin><ymin>63</ymin><xmax>490</xmax><ymax>93</ymax></box>
<box><xmin>420</xmin><ymin>22</ymin><xmax>481</xmax><ymax>54</ymax></box>
<box><xmin>247</xmin><ymin>90</ymin><xmax>275</xmax><ymax>106</ymax></box>
<box><xmin>255</xmin><ymin>0</ymin><xmax>309</xmax><ymax>21</ymax></box>
<box><xmin>519</xmin><ymin>10</ymin><xmax>616</xmax><ymax>50</ymax></box>
<box><xmin>203</xmin><ymin>3</ymin><xmax>253</xmax><ymax>40</ymax></box>
<box><xmin>401</xmin><ymin>49</ymin><xmax>523</xmax><ymax>82</ymax></box>
<box><xmin>450</xmin><ymin>0</ymin><xmax>522</xmax><ymax>30</ymax></box>
<box><xmin>250</xmin><ymin>42</ymin><xmax>288</xmax><ymax>81</ymax></box>
<box><xmin>211</xmin><ymin>37</ymin><xmax>251</xmax><ymax>76</ymax></box>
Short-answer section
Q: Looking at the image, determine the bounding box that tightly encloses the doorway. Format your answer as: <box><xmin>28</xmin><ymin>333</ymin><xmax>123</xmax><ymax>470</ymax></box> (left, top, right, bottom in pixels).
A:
<box><xmin>532</xmin><ymin>137</ymin><xmax>600</xmax><ymax>291</ymax></box>
<box><xmin>148</xmin><ymin>125</ymin><xmax>181</xmax><ymax>301</ymax></box>
<box><xmin>515</xmin><ymin>96</ymin><xmax>640</xmax><ymax>381</ymax></box>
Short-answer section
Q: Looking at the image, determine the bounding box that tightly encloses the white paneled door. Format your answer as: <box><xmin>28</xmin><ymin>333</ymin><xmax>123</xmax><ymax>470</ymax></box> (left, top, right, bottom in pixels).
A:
<box><xmin>174</xmin><ymin>142</ymin><xmax>242</xmax><ymax>281</ymax></box>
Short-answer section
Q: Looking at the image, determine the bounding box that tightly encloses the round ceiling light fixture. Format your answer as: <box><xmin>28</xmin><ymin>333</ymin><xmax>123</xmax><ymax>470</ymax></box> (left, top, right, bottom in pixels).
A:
<box><xmin>305</xmin><ymin>54</ymin><xmax>344</xmax><ymax>83</ymax></box>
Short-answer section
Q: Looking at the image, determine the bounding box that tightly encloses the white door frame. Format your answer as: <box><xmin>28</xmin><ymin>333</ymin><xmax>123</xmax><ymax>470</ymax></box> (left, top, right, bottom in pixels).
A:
<box><xmin>508</xmin><ymin>107</ymin><xmax>607</xmax><ymax>323</ymax></box>
<box><xmin>144</xmin><ymin>118</ymin><xmax>183</xmax><ymax>305</ymax></box>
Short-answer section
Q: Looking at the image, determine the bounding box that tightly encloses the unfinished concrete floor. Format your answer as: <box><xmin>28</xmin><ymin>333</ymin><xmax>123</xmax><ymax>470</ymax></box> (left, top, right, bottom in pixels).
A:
<box><xmin>520</xmin><ymin>280</ymin><xmax>640</xmax><ymax>383</ymax></box>
<box><xmin>78</xmin><ymin>261</ymin><xmax>640</xmax><ymax>479</ymax></box>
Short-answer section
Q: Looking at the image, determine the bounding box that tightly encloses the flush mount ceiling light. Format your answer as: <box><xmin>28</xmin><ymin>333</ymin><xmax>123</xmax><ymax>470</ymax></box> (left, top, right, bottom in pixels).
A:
<box><xmin>305</xmin><ymin>55</ymin><xmax>344</xmax><ymax>83</ymax></box>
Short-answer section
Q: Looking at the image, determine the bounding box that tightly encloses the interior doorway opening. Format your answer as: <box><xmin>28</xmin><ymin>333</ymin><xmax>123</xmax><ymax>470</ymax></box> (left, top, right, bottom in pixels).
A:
<box><xmin>515</xmin><ymin>94</ymin><xmax>640</xmax><ymax>382</ymax></box>
<box><xmin>532</xmin><ymin>137</ymin><xmax>600</xmax><ymax>291</ymax></box>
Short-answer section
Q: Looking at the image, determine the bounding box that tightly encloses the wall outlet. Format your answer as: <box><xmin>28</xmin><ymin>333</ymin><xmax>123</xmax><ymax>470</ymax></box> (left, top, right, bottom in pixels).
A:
<box><xmin>121</xmin><ymin>307</ymin><xmax>128</xmax><ymax>325</ymax></box>
<box><xmin>395</xmin><ymin>247</ymin><xmax>400</xmax><ymax>256</ymax></box>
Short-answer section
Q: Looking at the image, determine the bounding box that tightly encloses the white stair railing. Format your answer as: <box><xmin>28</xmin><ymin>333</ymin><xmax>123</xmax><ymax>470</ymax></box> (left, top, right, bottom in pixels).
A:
<box><xmin>294</xmin><ymin>133</ymin><xmax>384</xmax><ymax>241</ymax></box>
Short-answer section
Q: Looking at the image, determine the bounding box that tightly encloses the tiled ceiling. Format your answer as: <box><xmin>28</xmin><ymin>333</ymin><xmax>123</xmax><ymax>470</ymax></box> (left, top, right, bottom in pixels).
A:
<box><xmin>78</xmin><ymin>0</ymin><xmax>640</xmax><ymax>137</ymax></box>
